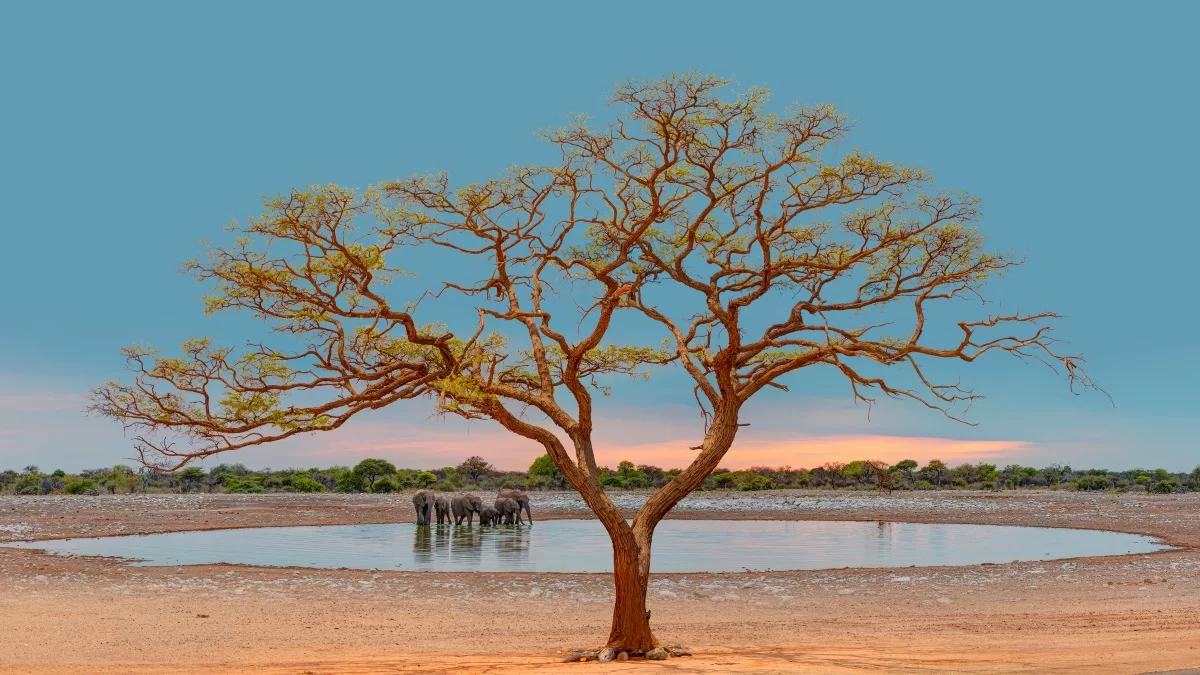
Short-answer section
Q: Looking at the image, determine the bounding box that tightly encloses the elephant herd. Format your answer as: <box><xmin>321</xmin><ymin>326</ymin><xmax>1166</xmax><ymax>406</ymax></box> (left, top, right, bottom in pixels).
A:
<box><xmin>411</xmin><ymin>488</ymin><xmax>532</xmax><ymax>527</ymax></box>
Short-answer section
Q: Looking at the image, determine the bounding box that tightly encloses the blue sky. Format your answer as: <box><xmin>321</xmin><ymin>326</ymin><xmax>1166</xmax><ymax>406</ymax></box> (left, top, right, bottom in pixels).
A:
<box><xmin>1</xmin><ymin>1</ymin><xmax>1196</xmax><ymax>471</ymax></box>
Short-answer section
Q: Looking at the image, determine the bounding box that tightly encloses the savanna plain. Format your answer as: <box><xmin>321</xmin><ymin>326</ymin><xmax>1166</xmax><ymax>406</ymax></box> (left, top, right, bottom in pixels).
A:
<box><xmin>2</xmin><ymin>490</ymin><xmax>1198</xmax><ymax>675</ymax></box>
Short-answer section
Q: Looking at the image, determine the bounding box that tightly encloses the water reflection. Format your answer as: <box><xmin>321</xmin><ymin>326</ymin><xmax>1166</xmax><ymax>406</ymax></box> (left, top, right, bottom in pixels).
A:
<box><xmin>408</xmin><ymin>523</ymin><xmax>533</xmax><ymax>569</ymax></box>
<box><xmin>2</xmin><ymin>520</ymin><xmax>1170</xmax><ymax>573</ymax></box>
<box><xmin>412</xmin><ymin>526</ymin><xmax>433</xmax><ymax>564</ymax></box>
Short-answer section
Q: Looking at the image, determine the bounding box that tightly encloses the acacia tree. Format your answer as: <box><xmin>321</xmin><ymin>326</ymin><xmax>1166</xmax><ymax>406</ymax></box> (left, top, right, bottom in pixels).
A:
<box><xmin>91</xmin><ymin>73</ymin><xmax>1098</xmax><ymax>655</ymax></box>
<box><xmin>456</xmin><ymin>455</ymin><xmax>495</xmax><ymax>485</ymax></box>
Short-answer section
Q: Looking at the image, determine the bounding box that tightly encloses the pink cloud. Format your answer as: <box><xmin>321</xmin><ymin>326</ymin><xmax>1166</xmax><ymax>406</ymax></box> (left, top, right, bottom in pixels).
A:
<box><xmin>590</xmin><ymin>435</ymin><xmax>1033</xmax><ymax>470</ymax></box>
<box><xmin>276</xmin><ymin>415</ymin><xmax>1032</xmax><ymax>471</ymax></box>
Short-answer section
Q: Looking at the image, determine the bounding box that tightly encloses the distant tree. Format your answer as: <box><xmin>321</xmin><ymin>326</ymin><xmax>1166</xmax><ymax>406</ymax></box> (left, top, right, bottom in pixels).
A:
<box><xmin>893</xmin><ymin>459</ymin><xmax>919</xmax><ymax>483</ymax></box>
<box><xmin>529</xmin><ymin>453</ymin><xmax>562</xmax><ymax>478</ymax></box>
<box><xmin>923</xmin><ymin>459</ymin><xmax>949</xmax><ymax>486</ymax></box>
<box><xmin>178</xmin><ymin>467</ymin><xmax>206</xmax><ymax>493</ymax></box>
<box><xmin>352</xmin><ymin>459</ymin><xmax>397</xmax><ymax>492</ymax></box>
<box><xmin>636</xmin><ymin>464</ymin><xmax>665</xmax><ymax>487</ymax></box>
<box><xmin>457</xmin><ymin>456</ymin><xmax>495</xmax><ymax>485</ymax></box>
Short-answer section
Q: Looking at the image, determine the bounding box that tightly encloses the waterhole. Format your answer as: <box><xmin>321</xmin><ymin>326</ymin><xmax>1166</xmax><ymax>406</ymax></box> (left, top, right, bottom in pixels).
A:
<box><xmin>3</xmin><ymin>519</ymin><xmax>1168</xmax><ymax>572</ymax></box>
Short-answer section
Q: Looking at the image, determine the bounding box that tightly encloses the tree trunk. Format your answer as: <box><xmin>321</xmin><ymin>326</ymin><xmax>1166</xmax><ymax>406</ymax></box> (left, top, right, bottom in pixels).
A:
<box><xmin>605</xmin><ymin>523</ymin><xmax>657</xmax><ymax>652</ymax></box>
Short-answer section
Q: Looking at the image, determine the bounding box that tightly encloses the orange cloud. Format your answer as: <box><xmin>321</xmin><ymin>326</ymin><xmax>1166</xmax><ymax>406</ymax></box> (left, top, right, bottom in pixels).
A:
<box><xmin>280</xmin><ymin>418</ymin><xmax>1032</xmax><ymax>472</ymax></box>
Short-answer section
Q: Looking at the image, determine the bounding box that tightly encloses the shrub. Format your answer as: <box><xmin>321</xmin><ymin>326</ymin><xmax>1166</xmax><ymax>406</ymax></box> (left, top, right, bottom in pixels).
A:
<box><xmin>224</xmin><ymin>477</ymin><xmax>266</xmax><ymax>493</ymax></box>
<box><xmin>600</xmin><ymin>473</ymin><xmax>626</xmax><ymax>488</ymax></box>
<box><xmin>738</xmin><ymin>473</ymin><xmax>773</xmax><ymax>491</ymax></box>
<box><xmin>1152</xmin><ymin>480</ymin><xmax>1175</xmax><ymax>494</ymax></box>
<box><xmin>290</xmin><ymin>476</ymin><xmax>326</xmax><ymax>493</ymax></box>
<box><xmin>711</xmin><ymin>472</ymin><xmax>736</xmax><ymax>489</ymax></box>
<box><xmin>373</xmin><ymin>477</ymin><xmax>396</xmax><ymax>493</ymax></box>
<box><xmin>14</xmin><ymin>474</ymin><xmax>42</xmax><ymax>495</ymax></box>
<box><xmin>913</xmin><ymin>480</ymin><xmax>933</xmax><ymax>490</ymax></box>
<box><xmin>413</xmin><ymin>471</ymin><xmax>438</xmax><ymax>489</ymax></box>
<box><xmin>1073</xmin><ymin>475</ymin><xmax>1113</xmax><ymax>491</ymax></box>
<box><xmin>950</xmin><ymin>478</ymin><xmax>968</xmax><ymax>489</ymax></box>
<box><xmin>335</xmin><ymin>472</ymin><xmax>365</xmax><ymax>493</ymax></box>
<box><xmin>64</xmin><ymin>480</ymin><xmax>96</xmax><ymax>495</ymax></box>
<box><xmin>432</xmin><ymin>482</ymin><xmax>455</xmax><ymax>492</ymax></box>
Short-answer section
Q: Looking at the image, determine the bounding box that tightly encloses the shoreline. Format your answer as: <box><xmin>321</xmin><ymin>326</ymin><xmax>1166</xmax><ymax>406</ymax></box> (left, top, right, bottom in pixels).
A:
<box><xmin>3</xmin><ymin>491</ymin><xmax>1199</xmax><ymax>673</ymax></box>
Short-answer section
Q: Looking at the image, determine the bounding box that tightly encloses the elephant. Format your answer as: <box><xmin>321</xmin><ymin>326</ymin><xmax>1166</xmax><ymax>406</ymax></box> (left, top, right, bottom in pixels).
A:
<box><xmin>498</xmin><ymin>488</ymin><xmax>532</xmax><ymax>524</ymax></box>
<box><xmin>478</xmin><ymin>506</ymin><xmax>499</xmax><ymax>526</ymax></box>
<box><xmin>434</xmin><ymin>495</ymin><xmax>452</xmax><ymax>525</ymax></box>
<box><xmin>412</xmin><ymin>489</ymin><xmax>436</xmax><ymax>526</ymax></box>
<box><xmin>450</xmin><ymin>493</ymin><xmax>484</xmax><ymax>526</ymax></box>
<box><xmin>494</xmin><ymin>496</ymin><xmax>524</xmax><ymax>525</ymax></box>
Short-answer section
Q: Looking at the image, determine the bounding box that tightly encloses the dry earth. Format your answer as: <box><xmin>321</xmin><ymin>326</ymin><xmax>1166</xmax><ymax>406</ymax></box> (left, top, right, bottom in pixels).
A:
<box><xmin>1</xmin><ymin>490</ymin><xmax>1199</xmax><ymax>674</ymax></box>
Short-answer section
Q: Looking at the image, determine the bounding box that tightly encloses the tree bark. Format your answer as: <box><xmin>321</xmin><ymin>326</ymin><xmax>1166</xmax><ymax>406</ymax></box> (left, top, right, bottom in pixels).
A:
<box><xmin>605</xmin><ymin>522</ymin><xmax>657</xmax><ymax>652</ymax></box>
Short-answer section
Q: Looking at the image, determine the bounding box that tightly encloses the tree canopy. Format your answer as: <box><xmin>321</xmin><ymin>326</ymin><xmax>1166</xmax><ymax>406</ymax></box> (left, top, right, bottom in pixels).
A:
<box><xmin>90</xmin><ymin>72</ymin><xmax>1100</xmax><ymax>653</ymax></box>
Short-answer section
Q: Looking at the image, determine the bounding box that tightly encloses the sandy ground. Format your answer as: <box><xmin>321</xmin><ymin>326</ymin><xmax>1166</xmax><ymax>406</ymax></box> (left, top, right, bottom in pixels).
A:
<box><xmin>2</xmin><ymin>490</ymin><xmax>1199</xmax><ymax>674</ymax></box>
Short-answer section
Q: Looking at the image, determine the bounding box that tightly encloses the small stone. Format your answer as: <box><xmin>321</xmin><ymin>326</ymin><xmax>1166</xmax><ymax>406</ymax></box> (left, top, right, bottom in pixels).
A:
<box><xmin>1027</xmin><ymin>585</ymin><xmax>1038</xmax><ymax>590</ymax></box>
<box><xmin>665</xmin><ymin>645</ymin><xmax>692</xmax><ymax>657</ymax></box>
<box><xmin>936</xmin><ymin>597</ymin><xmax>953</xmax><ymax>605</ymax></box>
<box><xmin>176</xmin><ymin>569</ymin><xmax>184</xmax><ymax>574</ymax></box>
<box><xmin>891</xmin><ymin>576</ymin><xmax>911</xmax><ymax>583</ymax></box>
<box><xmin>599</xmin><ymin>647</ymin><xmax>617</xmax><ymax>663</ymax></box>
<box><xmin>837</xmin><ymin>589</ymin><xmax>856</xmax><ymax>595</ymax></box>
<box><xmin>657</xmin><ymin>589</ymin><xmax>678</xmax><ymax>599</ymax></box>
<box><xmin>616</xmin><ymin>651</ymin><xmax>629</xmax><ymax>661</ymax></box>
<box><xmin>646</xmin><ymin>647</ymin><xmax>670</xmax><ymax>660</ymax></box>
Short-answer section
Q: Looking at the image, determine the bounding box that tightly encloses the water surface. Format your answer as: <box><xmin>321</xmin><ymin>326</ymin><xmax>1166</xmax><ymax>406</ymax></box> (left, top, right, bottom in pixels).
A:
<box><xmin>3</xmin><ymin>519</ymin><xmax>1168</xmax><ymax>573</ymax></box>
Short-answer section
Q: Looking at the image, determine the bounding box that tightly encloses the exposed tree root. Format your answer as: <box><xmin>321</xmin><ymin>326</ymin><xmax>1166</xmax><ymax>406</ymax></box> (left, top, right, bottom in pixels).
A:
<box><xmin>561</xmin><ymin>644</ymin><xmax>691</xmax><ymax>663</ymax></box>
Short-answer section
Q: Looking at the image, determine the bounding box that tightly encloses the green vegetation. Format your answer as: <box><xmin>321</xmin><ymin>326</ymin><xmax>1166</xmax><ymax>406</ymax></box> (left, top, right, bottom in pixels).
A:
<box><xmin>3</xmin><ymin>457</ymin><xmax>1198</xmax><ymax>496</ymax></box>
